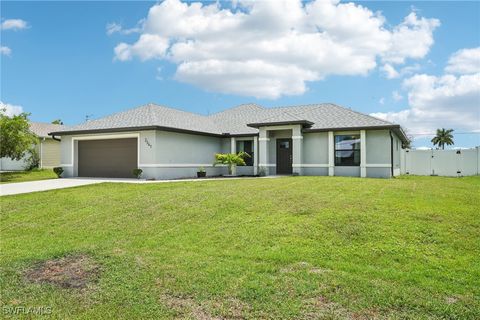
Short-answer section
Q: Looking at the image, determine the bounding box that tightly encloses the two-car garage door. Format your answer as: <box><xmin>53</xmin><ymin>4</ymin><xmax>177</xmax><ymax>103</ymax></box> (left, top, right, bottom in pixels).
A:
<box><xmin>78</xmin><ymin>138</ymin><xmax>137</xmax><ymax>178</ymax></box>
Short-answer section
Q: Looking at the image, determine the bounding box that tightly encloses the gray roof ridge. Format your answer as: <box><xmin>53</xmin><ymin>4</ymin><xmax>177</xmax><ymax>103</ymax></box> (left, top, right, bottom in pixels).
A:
<box><xmin>30</xmin><ymin>121</ymin><xmax>64</xmax><ymax>126</ymax></box>
<box><xmin>148</xmin><ymin>103</ymin><xmax>211</xmax><ymax>118</ymax></box>
<box><xmin>208</xmin><ymin>103</ymin><xmax>264</xmax><ymax>116</ymax></box>
<box><xmin>328</xmin><ymin>103</ymin><xmax>396</xmax><ymax>126</ymax></box>
<box><xmin>147</xmin><ymin>103</ymin><xmax>158</xmax><ymax>125</ymax></box>
<box><xmin>256</xmin><ymin>110</ymin><xmax>306</xmax><ymax>123</ymax></box>
<box><xmin>148</xmin><ymin>103</ymin><xmax>224</xmax><ymax>134</ymax></box>
<box><xmin>282</xmin><ymin>110</ymin><xmax>304</xmax><ymax>119</ymax></box>
<box><xmin>263</xmin><ymin>102</ymin><xmax>332</xmax><ymax>110</ymax></box>
<box><xmin>73</xmin><ymin>103</ymin><xmax>154</xmax><ymax>127</ymax></box>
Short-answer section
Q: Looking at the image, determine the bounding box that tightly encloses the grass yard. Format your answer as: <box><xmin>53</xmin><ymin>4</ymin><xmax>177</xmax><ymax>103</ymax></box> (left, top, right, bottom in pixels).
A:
<box><xmin>0</xmin><ymin>169</ymin><xmax>57</xmax><ymax>184</ymax></box>
<box><xmin>1</xmin><ymin>176</ymin><xmax>479</xmax><ymax>319</ymax></box>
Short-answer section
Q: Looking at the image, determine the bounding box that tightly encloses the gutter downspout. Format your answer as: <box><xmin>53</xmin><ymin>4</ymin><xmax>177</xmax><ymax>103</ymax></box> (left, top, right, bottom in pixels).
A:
<box><xmin>51</xmin><ymin>135</ymin><xmax>61</xmax><ymax>142</ymax></box>
<box><xmin>40</xmin><ymin>138</ymin><xmax>45</xmax><ymax>169</ymax></box>
<box><xmin>389</xmin><ymin>130</ymin><xmax>394</xmax><ymax>178</ymax></box>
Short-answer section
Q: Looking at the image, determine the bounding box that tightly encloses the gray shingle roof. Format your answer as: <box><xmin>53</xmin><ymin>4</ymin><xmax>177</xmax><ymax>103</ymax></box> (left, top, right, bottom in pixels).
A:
<box><xmin>51</xmin><ymin>102</ymin><xmax>405</xmax><ymax>140</ymax></box>
<box><xmin>30</xmin><ymin>122</ymin><xmax>64</xmax><ymax>138</ymax></box>
<box><xmin>55</xmin><ymin>104</ymin><xmax>220</xmax><ymax>135</ymax></box>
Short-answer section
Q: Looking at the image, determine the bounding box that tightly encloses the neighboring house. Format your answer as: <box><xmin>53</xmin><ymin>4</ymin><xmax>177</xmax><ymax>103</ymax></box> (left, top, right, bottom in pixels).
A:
<box><xmin>50</xmin><ymin>103</ymin><xmax>408</xmax><ymax>179</ymax></box>
<box><xmin>0</xmin><ymin>122</ymin><xmax>64</xmax><ymax>171</ymax></box>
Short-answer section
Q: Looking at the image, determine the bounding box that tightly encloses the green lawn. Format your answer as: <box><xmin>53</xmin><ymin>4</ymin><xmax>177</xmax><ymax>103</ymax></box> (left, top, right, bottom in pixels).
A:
<box><xmin>0</xmin><ymin>169</ymin><xmax>57</xmax><ymax>184</ymax></box>
<box><xmin>1</xmin><ymin>176</ymin><xmax>479</xmax><ymax>319</ymax></box>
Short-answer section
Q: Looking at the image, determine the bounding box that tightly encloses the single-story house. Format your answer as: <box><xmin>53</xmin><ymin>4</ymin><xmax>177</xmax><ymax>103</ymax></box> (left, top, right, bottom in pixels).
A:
<box><xmin>50</xmin><ymin>103</ymin><xmax>408</xmax><ymax>179</ymax></box>
<box><xmin>0</xmin><ymin>122</ymin><xmax>64</xmax><ymax>171</ymax></box>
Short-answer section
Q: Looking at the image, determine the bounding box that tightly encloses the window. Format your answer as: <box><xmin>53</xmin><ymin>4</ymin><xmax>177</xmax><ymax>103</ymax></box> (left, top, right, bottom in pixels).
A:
<box><xmin>335</xmin><ymin>135</ymin><xmax>360</xmax><ymax>166</ymax></box>
<box><xmin>279</xmin><ymin>141</ymin><xmax>290</xmax><ymax>149</ymax></box>
<box><xmin>236</xmin><ymin>140</ymin><xmax>254</xmax><ymax>166</ymax></box>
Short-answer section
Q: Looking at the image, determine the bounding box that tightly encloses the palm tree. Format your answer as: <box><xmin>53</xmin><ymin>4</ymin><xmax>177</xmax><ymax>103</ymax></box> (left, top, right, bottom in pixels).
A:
<box><xmin>431</xmin><ymin>128</ymin><xmax>454</xmax><ymax>150</ymax></box>
<box><xmin>213</xmin><ymin>152</ymin><xmax>250</xmax><ymax>175</ymax></box>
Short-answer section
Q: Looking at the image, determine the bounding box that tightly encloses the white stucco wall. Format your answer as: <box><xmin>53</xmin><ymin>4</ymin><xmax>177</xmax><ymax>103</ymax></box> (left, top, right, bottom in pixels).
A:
<box><xmin>58</xmin><ymin>128</ymin><xmax>401</xmax><ymax>179</ymax></box>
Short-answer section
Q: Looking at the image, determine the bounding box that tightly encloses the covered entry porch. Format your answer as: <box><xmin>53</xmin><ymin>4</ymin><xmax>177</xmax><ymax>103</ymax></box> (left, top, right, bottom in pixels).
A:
<box><xmin>247</xmin><ymin>120</ymin><xmax>310</xmax><ymax>176</ymax></box>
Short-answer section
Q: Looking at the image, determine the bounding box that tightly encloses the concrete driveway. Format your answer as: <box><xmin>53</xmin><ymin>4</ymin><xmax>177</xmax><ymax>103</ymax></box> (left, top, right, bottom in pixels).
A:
<box><xmin>0</xmin><ymin>178</ymin><xmax>105</xmax><ymax>196</ymax></box>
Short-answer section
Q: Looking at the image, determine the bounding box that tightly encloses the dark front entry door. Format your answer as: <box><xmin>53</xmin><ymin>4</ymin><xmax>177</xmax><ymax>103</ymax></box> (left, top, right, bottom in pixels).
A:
<box><xmin>276</xmin><ymin>138</ymin><xmax>293</xmax><ymax>174</ymax></box>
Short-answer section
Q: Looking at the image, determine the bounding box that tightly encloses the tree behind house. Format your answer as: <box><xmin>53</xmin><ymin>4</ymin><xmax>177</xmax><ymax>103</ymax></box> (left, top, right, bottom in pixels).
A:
<box><xmin>431</xmin><ymin>128</ymin><xmax>454</xmax><ymax>150</ymax></box>
<box><xmin>0</xmin><ymin>110</ymin><xmax>39</xmax><ymax>161</ymax></box>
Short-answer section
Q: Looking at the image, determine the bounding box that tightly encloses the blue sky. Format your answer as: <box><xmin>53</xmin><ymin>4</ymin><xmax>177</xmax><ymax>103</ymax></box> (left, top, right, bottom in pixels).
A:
<box><xmin>1</xmin><ymin>0</ymin><xmax>479</xmax><ymax>148</ymax></box>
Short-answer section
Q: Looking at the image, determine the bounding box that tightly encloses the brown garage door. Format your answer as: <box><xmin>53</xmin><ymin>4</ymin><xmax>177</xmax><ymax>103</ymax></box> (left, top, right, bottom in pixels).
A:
<box><xmin>78</xmin><ymin>138</ymin><xmax>137</xmax><ymax>178</ymax></box>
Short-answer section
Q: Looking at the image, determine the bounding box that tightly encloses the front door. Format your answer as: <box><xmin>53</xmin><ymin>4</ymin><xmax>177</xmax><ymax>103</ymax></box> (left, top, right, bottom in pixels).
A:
<box><xmin>276</xmin><ymin>138</ymin><xmax>293</xmax><ymax>174</ymax></box>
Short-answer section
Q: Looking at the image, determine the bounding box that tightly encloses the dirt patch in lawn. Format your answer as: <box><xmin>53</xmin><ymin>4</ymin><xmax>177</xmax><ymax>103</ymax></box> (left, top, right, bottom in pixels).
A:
<box><xmin>280</xmin><ymin>261</ymin><xmax>331</xmax><ymax>275</ymax></box>
<box><xmin>24</xmin><ymin>254</ymin><xmax>100</xmax><ymax>289</ymax></box>
<box><xmin>301</xmin><ymin>295</ymin><xmax>351</xmax><ymax>319</ymax></box>
<box><xmin>161</xmin><ymin>294</ymin><xmax>219</xmax><ymax>320</ymax></box>
<box><xmin>302</xmin><ymin>296</ymin><xmax>385</xmax><ymax>320</ymax></box>
<box><xmin>160</xmin><ymin>293</ymin><xmax>250</xmax><ymax>319</ymax></box>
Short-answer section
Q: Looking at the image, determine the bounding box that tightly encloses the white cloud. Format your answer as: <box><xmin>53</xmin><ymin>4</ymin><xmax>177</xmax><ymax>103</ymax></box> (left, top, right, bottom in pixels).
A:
<box><xmin>106</xmin><ymin>22</ymin><xmax>142</xmax><ymax>36</ymax></box>
<box><xmin>445</xmin><ymin>47</ymin><xmax>480</xmax><ymax>74</ymax></box>
<box><xmin>0</xmin><ymin>46</ymin><xmax>12</xmax><ymax>56</ymax></box>
<box><xmin>371</xmin><ymin>49</ymin><xmax>480</xmax><ymax>135</ymax></box>
<box><xmin>1</xmin><ymin>19</ymin><xmax>28</xmax><ymax>30</ymax></box>
<box><xmin>0</xmin><ymin>101</ymin><xmax>24</xmax><ymax>116</ymax></box>
<box><xmin>382</xmin><ymin>64</ymin><xmax>400</xmax><ymax>79</ymax></box>
<box><xmin>381</xmin><ymin>63</ymin><xmax>422</xmax><ymax>79</ymax></box>
<box><xmin>392</xmin><ymin>90</ymin><xmax>403</xmax><ymax>101</ymax></box>
<box><xmin>379</xmin><ymin>97</ymin><xmax>385</xmax><ymax>105</ymax></box>
<box><xmin>382</xmin><ymin>12</ymin><xmax>440</xmax><ymax>64</ymax></box>
<box><xmin>114</xmin><ymin>34</ymin><xmax>169</xmax><ymax>61</ymax></box>
<box><xmin>106</xmin><ymin>23</ymin><xmax>122</xmax><ymax>35</ymax></box>
<box><xmin>400</xmin><ymin>64</ymin><xmax>422</xmax><ymax>76</ymax></box>
<box><xmin>176</xmin><ymin>59</ymin><xmax>317</xmax><ymax>98</ymax></box>
<box><xmin>113</xmin><ymin>0</ymin><xmax>440</xmax><ymax>99</ymax></box>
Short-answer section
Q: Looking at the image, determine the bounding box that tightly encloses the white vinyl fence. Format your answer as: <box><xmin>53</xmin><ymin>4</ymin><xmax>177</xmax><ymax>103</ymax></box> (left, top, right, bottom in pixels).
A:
<box><xmin>0</xmin><ymin>157</ymin><xmax>28</xmax><ymax>171</ymax></box>
<box><xmin>400</xmin><ymin>147</ymin><xmax>480</xmax><ymax>176</ymax></box>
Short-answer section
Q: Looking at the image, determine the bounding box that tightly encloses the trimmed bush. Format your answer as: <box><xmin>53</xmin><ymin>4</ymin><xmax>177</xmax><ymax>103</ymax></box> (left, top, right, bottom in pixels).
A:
<box><xmin>133</xmin><ymin>168</ymin><xmax>143</xmax><ymax>179</ymax></box>
<box><xmin>53</xmin><ymin>167</ymin><xmax>64</xmax><ymax>178</ymax></box>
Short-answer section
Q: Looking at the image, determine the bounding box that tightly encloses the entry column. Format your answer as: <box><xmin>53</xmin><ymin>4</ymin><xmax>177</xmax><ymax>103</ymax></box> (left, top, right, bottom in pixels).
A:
<box><xmin>258</xmin><ymin>128</ymin><xmax>269</xmax><ymax>175</ymax></box>
<box><xmin>253</xmin><ymin>136</ymin><xmax>258</xmax><ymax>175</ymax></box>
<box><xmin>360</xmin><ymin>130</ymin><xmax>366</xmax><ymax>178</ymax></box>
<box><xmin>328</xmin><ymin>131</ymin><xmax>335</xmax><ymax>176</ymax></box>
<box><xmin>230</xmin><ymin>137</ymin><xmax>236</xmax><ymax>153</ymax></box>
<box><xmin>292</xmin><ymin>125</ymin><xmax>303</xmax><ymax>175</ymax></box>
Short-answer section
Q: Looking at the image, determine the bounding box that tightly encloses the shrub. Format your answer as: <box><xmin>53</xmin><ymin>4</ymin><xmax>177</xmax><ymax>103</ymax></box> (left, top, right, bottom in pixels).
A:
<box><xmin>213</xmin><ymin>152</ymin><xmax>250</xmax><ymax>175</ymax></box>
<box><xmin>132</xmin><ymin>168</ymin><xmax>143</xmax><ymax>179</ymax></box>
<box><xmin>24</xmin><ymin>149</ymin><xmax>40</xmax><ymax>171</ymax></box>
<box><xmin>53</xmin><ymin>167</ymin><xmax>64</xmax><ymax>178</ymax></box>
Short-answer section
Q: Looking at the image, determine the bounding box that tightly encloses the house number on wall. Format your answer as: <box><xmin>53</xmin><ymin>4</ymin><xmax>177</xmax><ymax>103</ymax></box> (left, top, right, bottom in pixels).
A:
<box><xmin>144</xmin><ymin>138</ymin><xmax>152</xmax><ymax>148</ymax></box>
